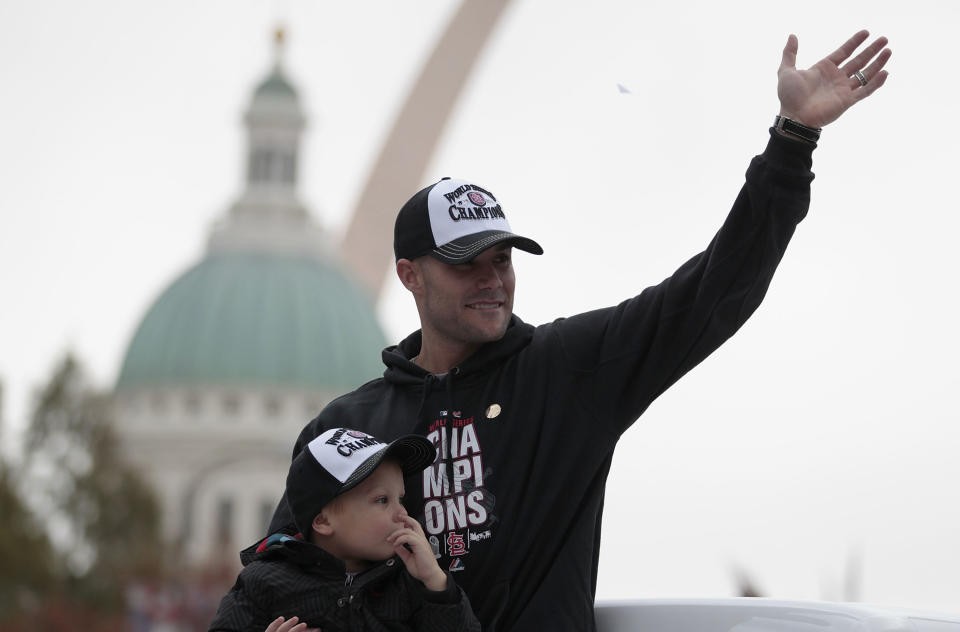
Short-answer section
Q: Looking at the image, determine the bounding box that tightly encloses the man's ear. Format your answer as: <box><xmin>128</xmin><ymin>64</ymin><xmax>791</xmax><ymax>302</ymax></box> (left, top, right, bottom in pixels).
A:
<box><xmin>396</xmin><ymin>258</ymin><xmax>423</xmax><ymax>293</ymax></box>
<box><xmin>312</xmin><ymin>512</ymin><xmax>334</xmax><ymax>537</ymax></box>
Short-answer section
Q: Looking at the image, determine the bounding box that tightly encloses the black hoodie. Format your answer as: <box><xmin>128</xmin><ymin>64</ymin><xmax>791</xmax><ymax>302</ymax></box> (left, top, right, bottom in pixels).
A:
<box><xmin>268</xmin><ymin>131</ymin><xmax>815</xmax><ymax>631</ymax></box>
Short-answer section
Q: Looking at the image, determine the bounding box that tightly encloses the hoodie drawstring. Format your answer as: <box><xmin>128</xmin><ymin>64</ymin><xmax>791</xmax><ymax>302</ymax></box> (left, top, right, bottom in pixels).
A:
<box><xmin>443</xmin><ymin>370</ymin><xmax>458</xmax><ymax>499</ymax></box>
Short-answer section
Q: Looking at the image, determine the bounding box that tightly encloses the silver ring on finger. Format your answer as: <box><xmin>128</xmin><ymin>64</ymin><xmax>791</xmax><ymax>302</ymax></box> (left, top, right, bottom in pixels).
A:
<box><xmin>853</xmin><ymin>70</ymin><xmax>868</xmax><ymax>87</ymax></box>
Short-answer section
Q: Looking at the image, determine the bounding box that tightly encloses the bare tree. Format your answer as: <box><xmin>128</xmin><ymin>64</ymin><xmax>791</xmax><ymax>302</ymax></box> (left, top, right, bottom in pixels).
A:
<box><xmin>19</xmin><ymin>353</ymin><xmax>164</xmax><ymax>613</ymax></box>
<box><xmin>0</xmin><ymin>460</ymin><xmax>58</xmax><ymax>622</ymax></box>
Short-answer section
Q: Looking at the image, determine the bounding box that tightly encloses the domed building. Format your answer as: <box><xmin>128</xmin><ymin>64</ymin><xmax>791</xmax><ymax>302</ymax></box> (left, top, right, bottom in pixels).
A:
<box><xmin>114</xmin><ymin>34</ymin><xmax>387</xmax><ymax>566</ymax></box>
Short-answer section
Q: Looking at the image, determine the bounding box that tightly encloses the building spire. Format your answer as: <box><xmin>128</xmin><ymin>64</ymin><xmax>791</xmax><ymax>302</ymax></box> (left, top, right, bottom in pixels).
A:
<box><xmin>273</xmin><ymin>26</ymin><xmax>286</xmax><ymax>68</ymax></box>
<box><xmin>207</xmin><ymin>27</ymin><xmax>329</xmax><ymax>258</ymax></box>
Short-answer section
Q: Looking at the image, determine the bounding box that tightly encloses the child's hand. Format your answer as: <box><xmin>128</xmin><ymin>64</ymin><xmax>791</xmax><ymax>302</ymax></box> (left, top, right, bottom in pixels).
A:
<box><xmin>386</xmin><ymin>515</ymin><xmax>448</xmax><ymax>592</ymax></box>
<box><xmin>264</xmin><ymin>615</ymin><xmax>320</xmax><ymax>632</ymax></box>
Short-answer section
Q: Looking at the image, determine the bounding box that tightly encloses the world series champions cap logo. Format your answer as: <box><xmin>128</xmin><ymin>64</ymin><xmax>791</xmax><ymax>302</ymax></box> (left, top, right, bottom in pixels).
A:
<box><xmin>393</xmin><ymin>176</ymin><xmax>543</xmax><ymax>264</ymax></box>
<box><xmin>426</xmin><ymin>178</ymin><xmax>512</xmax><ymax>247</ymax></box>
<box><xmin>309</xmin><ymin>428</ymin><xmax>386</xmax><ymax>483</ymax></box>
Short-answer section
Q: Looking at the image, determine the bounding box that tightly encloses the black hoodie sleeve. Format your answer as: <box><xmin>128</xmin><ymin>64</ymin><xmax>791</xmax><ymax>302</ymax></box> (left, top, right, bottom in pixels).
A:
<box><xmin>409</xmin><ymin>572</ymin><xmax>483</xmax><ymax>632</ymax></box>
<box><xmin>545</xmin><ymin>130</ymin><xmax>814</xmax><ymax>436</ymax></box>
<box><xmin>208</xmin><ymin>566</ymin><xmax>273</xmax><ymax>632</ymax></box>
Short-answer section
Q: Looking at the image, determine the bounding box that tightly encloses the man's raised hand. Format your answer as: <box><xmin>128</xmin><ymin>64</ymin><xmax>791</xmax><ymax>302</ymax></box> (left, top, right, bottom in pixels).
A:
<box><xmin>777</xmin><ymin>30</ymin><xmax>891</xmax><ymax>129</ymax></box>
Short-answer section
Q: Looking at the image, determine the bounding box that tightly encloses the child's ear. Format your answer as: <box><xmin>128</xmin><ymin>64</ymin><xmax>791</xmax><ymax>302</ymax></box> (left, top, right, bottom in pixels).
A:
<box><xmin>312</xmin><ymin>512</ymin><xmax>334</xmax><ymax>536</ymax></box>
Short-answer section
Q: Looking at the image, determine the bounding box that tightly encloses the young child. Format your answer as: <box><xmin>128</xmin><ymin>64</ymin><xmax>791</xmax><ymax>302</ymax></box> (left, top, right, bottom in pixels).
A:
<box><xmin>209</xmin><ymin>428</ymin><xmax>480</xmax><ymax>632</ymax></box>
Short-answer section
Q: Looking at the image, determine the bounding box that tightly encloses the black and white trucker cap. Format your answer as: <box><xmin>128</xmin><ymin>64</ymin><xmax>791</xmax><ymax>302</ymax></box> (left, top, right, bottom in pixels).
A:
<box><xmin>393</xmin><ymin>177</ymin><xmax>544</xmax><ymax>264</ymax></box>
<box><xmin>286</xmin><ymin>428</ymin><xmax>436</xmax><ymax>537</ymax></box>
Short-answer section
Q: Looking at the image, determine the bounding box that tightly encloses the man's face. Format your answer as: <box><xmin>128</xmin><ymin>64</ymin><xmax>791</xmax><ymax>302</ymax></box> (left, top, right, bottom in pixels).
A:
<box><xmin>416</xmin><ymin>245</ymin><xmax>516</xmax><ymax>353</ymax></box>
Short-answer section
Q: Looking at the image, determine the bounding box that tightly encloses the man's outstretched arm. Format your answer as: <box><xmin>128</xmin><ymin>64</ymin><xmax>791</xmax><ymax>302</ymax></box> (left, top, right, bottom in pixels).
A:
<box><xmin>552</xmin><ymin>30</ymin><xmax>892</xmax><ymax>432</ymax></box>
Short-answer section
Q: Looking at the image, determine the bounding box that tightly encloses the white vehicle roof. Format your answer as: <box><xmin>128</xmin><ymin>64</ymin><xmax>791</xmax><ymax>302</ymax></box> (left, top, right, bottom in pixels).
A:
<box><xmin>594</xmin><ymin>598</ymin><xmax>960</xmax><ymax>632</ymax></box>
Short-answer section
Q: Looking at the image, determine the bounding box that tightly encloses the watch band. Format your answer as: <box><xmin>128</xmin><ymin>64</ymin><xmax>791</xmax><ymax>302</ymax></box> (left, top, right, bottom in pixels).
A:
<box><xmin>774</xmin><ymin>115</ymin><xmax>821</xmax><ymax>143</ymax></box>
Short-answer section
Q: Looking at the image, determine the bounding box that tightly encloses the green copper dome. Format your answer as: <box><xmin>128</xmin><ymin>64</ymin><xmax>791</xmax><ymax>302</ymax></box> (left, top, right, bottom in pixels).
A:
<box><xmin>116</xmin><ymin>252</ymin><xmax>387</xmax><ymax>391</ymax></box>
<box><xmin>254</xmin><ymin>70</ymin><xmax>298</xmax><ymax>100</ymax></box>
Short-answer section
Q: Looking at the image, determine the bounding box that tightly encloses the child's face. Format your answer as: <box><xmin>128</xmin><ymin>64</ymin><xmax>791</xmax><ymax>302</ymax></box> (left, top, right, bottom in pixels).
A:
<box><xmin>323</xmin><ymin>460</ymin><xmax>409</xmax><ymax>571</ymax></box>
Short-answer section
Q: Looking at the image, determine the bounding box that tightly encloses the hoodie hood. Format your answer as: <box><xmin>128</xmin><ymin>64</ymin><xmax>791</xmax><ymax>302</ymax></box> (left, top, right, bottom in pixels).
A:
<box><xmin>239</xmin><ymin>529</ymin><xmax>340</xmax><ymax>569</ymax></box>
<box><xmin>381</xmin><ymin>315</ymin><xmax>535</xmax><ymax>384</ymax></box>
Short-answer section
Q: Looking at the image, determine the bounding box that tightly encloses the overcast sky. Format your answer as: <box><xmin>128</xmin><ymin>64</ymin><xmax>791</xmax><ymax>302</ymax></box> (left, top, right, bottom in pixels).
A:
<box><xmin>2</xmin><ymin>0</ymin><xmax>958</xmax><ymax>614</ymax></box>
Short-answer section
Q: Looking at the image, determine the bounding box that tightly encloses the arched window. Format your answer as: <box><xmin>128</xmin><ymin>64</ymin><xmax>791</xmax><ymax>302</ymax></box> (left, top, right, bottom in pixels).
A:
<box><xmin>249</xmin><ymin>150</ymin><xmax>273</xmax><ymax>182</ymax></box>
<box><xmin>259</xmin><ymin>499</ymin><xmax>275</xmax><ymax>535</ymax></box>
<box><xmin>215</xmin><ymin>496</ymin><xmax>234</xmax><ymax>544</ymax></box>
<box><xmin>280</xmin><ymin>152</ymin><xmax>296</xmax><ymax>183</ymax></box>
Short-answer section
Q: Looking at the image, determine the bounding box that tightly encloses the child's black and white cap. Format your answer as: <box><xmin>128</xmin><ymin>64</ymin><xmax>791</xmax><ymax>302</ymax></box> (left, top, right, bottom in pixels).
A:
<box><xmin>393</xmin><ymin>177</ymin><xmax>543</xmax><ymax>264</ymax></box>
<box><xmin>286</xmin><ymin>428</ymin><xmax>436</xmax><ymax>537</ymax></box>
